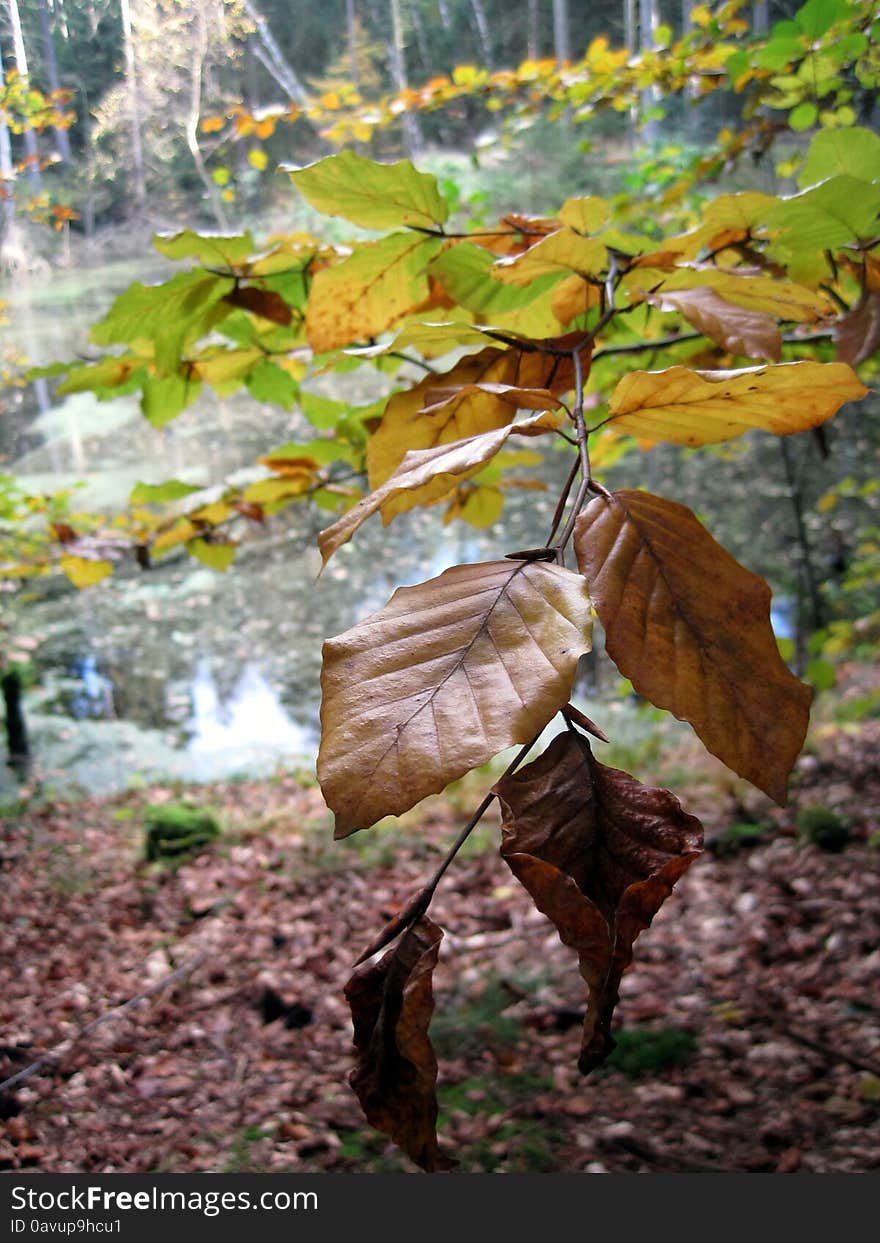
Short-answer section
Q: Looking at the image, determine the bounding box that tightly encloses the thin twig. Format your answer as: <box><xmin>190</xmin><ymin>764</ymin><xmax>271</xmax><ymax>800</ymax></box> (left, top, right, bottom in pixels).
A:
<box><xmin>0</xmin><ymin>953</ymin><xmax>208</xmax><ymax>1096</ymax></box>
<box><xmin>352</xmin><ymin>735</ymin><xmax>542</xmax><ymax>966</ymax></box>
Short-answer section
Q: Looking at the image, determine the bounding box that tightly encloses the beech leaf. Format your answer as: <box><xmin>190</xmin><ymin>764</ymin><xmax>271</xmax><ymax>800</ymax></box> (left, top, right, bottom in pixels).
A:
<box><xmin>306</xmin><ymin>234</ymin><xmax>442</xmax><ymax>354</ymax></box>
<box><xmin>318</xmin><ymin>559</ymin><xmax>592</xmax><ymax>836</ymax></box>
<box><xmin>491</xmin><ymin>228</ymin><xmax>607</xmax><ymax>285</ymax></box>
<box><xmin>606</xmin><ymin>362</ymin><xmax>867</xmax><ymax>446</ymax></box>
<box><xmin>835</xmin><ymin>293</ymin><xmax>880</xmax><ymax>368</ymax></box>
<box><xmin>318</xmin><ymin>412</ymin><xmax>558</xmax><ymax>564</ymax></box>
<box><xmin>367</xmin><ymin>343</ymin><xmax>575</xmax><ymax>491</ymax></box>
<box><xmin>495</xmin><ymin>732</ymin><xmax>702</xmax><ymax>1073</ymax></box>
<box><xmin>647</xmin><ymin>286</ymin><xmax>782</xmax><ymax>361</ymax></box>
<box><xmin>345</xmin><ymin>918</ymin><xmax>453</xmax><ymax>1172</ymax></box>
<box><xmin>287</xmin><ymin>151</ymin><xmax>449</xmax><ymax>231</ymax></box>
<box><xmin>574</xmin><ymin>490</ymin><xmax>812</xmax><ymax>803</ymax></box>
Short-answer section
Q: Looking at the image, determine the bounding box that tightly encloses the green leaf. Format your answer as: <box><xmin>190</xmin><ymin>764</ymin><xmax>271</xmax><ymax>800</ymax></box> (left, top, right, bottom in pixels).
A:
<box><xmin>799</xmin><ymin>126</ymin><xmax>880</xmax><ymax>189</ymax></box>
<box><xmin>90</xmin><ymin>270</ymin><xmax>234</xmax><ymax>372</ymax></box>
<box><xmin>300</xmin><ymin>392</ymin><xmax>349</xmax><ymax>430</ymax></box>
<box><xmin>186</xmin><ymin>538</ymin><xmax>236</xmax><ymax>571</ymax></box>
<box><xmin>130</xmin><ymin>480</ymin><xmax>203</xmax><ymax>505</ymax></box>
<box><xmin>141</xmin><ymin>372</ymin><xmax>202</xmax><ymax>427</ymax></box>
<box><xmin>806</xmin><ymin>658</ymin><xmax>837</xmax><ymax>691</ymax></box>
<box><xmin>56</xmin><ymin>356</ymin><xmax>146</xmax><ymax>398</ymax></box>
<box><xmin>789</xmin><ymin>101</ymin><xmax>818</xmax><ymax>131</ymax></box>
<box><xmin>755</xmin><ymin>38</ymin><xmax>804</xmax><ymax>71</ymax></box>
<box><xmin>765</xmin><ymin>177</ymin><xmax>880</xmax><ymax>280</ymax></box>
<box><xmin>286</xmin><ymin>151</ymin><xmax>449</xmax><ymax>230</ymax></box>
<box><xmin>795</xmin><ymin>0</ymin><xmax>850</xmax><ymax>39</ymax></box>
<box><xmin>153</xmin><ymin>230</ymin><xmax>255</xmax><ymax>267</ymax></box>
<box><xmin>245</xmin><ymin>359</ymin><xmax>300</xmax><ymax>409</ymax></box>
<box><xmin>431</xmin><ymin>242</ymin><xmax>559</xmax><ymax>315</ymax></box>
<box><xmin>263</xmin><ymin>438</ymin><xmax>357</xmax><ymax>467</ymax></box>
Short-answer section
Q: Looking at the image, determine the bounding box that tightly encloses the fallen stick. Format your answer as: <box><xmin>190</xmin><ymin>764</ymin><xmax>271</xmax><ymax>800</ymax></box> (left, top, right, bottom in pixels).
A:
<box><xmin>0</xmin><ymin>951</ymin><xmax>208</xmax><ymax>1096</ymax></box>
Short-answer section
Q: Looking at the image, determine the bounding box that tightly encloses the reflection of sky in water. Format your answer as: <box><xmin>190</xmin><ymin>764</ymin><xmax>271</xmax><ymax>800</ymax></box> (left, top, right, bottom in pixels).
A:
<box><xmin>187</xmin><ymin>659</ymin><xmax>315</xmax><ymax>758</ymax></box>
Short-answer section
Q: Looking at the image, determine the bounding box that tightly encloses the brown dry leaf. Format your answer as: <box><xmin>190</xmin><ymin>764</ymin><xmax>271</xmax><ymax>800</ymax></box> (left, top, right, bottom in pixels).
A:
<box><xmin>835</xmin><ymin>293</ymin><xmax>880</xmax><ymax>368</ymax></box>
<box><xmin>319</xmin><ymin>559</ymin><xmax>592</xmax><ymax>836</ymax></box>
<box><xmin>495</xmin><ymin>731</ymin><xmax>702</xmax><ymax>1072</ymax></box>
<box><xmin>624</xmin><ymin>265</ymin><xmax>830</xmax><ymax>322</ymax></box>
<box><xmin>605</xmin><ymin>361</ymin><xmax>866</xmax><ymax>446</ymax></box>
<box><xmin>646</xmin><ymin>286</ymin><xmax>782</xmax><ymax>361</ymax></box>
<box><xmin>345</xmin><ymin>918</ymin><xmax>453</xmax><ymax>1172</ymax></box>
<box><xmin>574</xmin><ymin>490</ymin><xmax>812</xmax><ymax>803</ymax></box>
<box><xmin>223</xmin><ymin>286</ymin><xmax>292</xmax><ymax>326</ymax></box>
<box><xmin>366</xmin><ymin>343</ymin><xmax>576</xmax><ymax>491</ymax></box>
<box><xmin>318</xmin><ymin>412</ymin><xmax>558</xmax><ymax>564</ymax></box>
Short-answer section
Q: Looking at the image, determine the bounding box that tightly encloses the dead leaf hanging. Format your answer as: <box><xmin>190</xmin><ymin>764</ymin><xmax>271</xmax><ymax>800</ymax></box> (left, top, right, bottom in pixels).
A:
<box><xmin>495</xmin><ymin>731</ymin><xmax>703</xmax><ymax>1073</ymax></box>
<box><xmin>345</xmin><ymin>918</ymin><xmax>453</xmax><ymax>1172</ymax></box>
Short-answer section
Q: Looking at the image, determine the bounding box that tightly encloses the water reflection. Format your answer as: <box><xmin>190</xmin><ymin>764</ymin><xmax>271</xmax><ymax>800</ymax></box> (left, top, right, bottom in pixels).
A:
<box><xmin>187</xmin><ymin>659</ymin><xmax>315</xmax><ymax>759</ymax></box>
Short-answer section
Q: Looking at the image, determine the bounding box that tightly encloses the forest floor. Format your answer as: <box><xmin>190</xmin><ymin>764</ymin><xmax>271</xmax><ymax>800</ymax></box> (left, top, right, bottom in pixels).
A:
<box><xmin>1</xmin><ymin>675</ymin><xmax>879</xmax><ymax>1175</ymax></box>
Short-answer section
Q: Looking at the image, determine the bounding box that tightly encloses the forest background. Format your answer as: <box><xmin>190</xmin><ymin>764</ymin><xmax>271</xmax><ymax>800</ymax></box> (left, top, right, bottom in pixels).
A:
<box><xmin>0</xmin><ymin>0</ymin><xmax>878</xmax><ymax>1175</ymax></box>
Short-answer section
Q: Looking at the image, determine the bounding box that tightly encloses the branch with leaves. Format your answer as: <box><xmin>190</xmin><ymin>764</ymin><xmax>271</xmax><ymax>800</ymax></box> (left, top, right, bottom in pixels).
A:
<box><xmin>18</xmin><ymin>127</ymin><xmax>878</xmax><ymax>1169</ymax></box>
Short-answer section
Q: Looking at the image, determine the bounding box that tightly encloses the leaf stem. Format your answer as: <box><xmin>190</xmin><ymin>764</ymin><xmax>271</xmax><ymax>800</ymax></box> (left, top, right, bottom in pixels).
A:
<box><xmin>351</xmin><ymin>734</ymin><xmax>540</xmax><ymax>966</ymax></box>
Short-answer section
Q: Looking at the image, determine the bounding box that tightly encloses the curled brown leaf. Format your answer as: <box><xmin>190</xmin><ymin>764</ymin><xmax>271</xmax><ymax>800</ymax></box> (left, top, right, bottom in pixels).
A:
<box><xmin>495</xmin><ymin>732</ymin><xmax>703</xmax><ymax>1073</ymax></box>
<box><xmin>345</xmin><ymin>917</ymin><xmax>453</xmax><ymax>1172</ymax></box>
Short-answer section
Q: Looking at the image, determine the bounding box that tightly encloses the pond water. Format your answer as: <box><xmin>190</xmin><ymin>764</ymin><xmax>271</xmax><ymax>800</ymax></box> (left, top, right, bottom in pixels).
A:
<box><xmin>1</xmin><ymin>256</ymin><xmax>579</xmax><ymax>798</ymax></box>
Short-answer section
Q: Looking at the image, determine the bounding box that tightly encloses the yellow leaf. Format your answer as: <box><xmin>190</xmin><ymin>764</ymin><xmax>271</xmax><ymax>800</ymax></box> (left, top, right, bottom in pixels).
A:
<box><xmin>242</xmin><ymin>476</ymin><xmax>313</xmax><ymax>504</ymax></box>
<box><xmin>306</xmin><ymin>234</ymin><xmax>442</xmax><ymax>354</ymax></box>
<box><xmin>318</xmin><ymin>559</ymin><xmax>593</xmax><ymax>836</ymax></box>
<box><xmin>60</xmin><ymin>555</ymin><xmax>113</xmax><ymax>588</ymax></box>
<box><xmin>606</xmin><ymin>362</ymin><xmax>867</xmax><ymax>446</ymax></box>
<box><xmin>247</xmin><ymin>148</ymin><xmax>268</xmax><ymax>171</ymax></box>
<box><xmin>574</xmin><ymin>490</ymin><xmax>812</xmax><ymax>803</ymax></box>
<box><xmin>492</xmin><ymin>228</ymin><xmax>606</xmax><ymax>285</ymax></box>
<box><xmin>319</xmin><ymin>411</ymin><xmax>558</xmax><ymax>564</ymax></box>
<box><xmin>367</xmin><ymin>345</ymin><xmax>575</xmax><ymax>491</ymax></box>
<box><xmin>551</xmin><ymin>274</ymin><xmax>602</xmax><ymax>325</ymax></box>
<box><xmin>558</xmin><ymin>197</ymin><xmax>609</xmax><ymax>234</ymax></box>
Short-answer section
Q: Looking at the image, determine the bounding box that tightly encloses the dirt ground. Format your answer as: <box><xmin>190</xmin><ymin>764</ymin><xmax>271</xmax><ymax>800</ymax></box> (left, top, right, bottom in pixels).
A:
<box><xmin>1</xmin><ymin>714</ymin><xmax>878</xmax><ymax>1175</ymax></box>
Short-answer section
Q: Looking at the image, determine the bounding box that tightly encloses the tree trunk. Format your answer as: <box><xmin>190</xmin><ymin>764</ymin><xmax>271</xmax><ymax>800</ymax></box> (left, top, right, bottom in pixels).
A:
<box><xmin>527</xmin><ymin>0</ymin><xmax>539</xmax><ymax>59</ymax></box>
<box><xmin>408</xmin><ymin>0</ymin><xmax>432</xmax><ymax>78</ymax></box>
<box><xmin>6</xmin><ymin>0</ymin><xmax>42</xmax><ymax>195</ymax></box>
<box><xmin>240</xmin><ymin>0</ymin><xmax>311</xmax><ymax>107</ymax></box>
<box><xmin>639</xmin><ymin>0</ymin><xmax>660</xmax><ymax>142</ymax></box>
<box><xmin>346</xmin><ymin>0</ymin><xmax>359</xmax><ymax>88</ymax></box>
<box><xmin>624</xmin><ymin>0</ymin><xmax>635</xmax><ymax>50</ymax></box>
<box><xmin>35</xmin><ymin>0</ymin><xmax>72</xmax><ymax>163</ymax></box>
<box><xmin>468</xmin><ymin>0</ymin><xmax>493</xmax><ymax>68</ymax></box>
<box><xmin>119</xmin><ymin>0</ymin><xmax>146</xmax><ymax>206</ymax></box>
<box><xmin>0</xmin><ymin>40</ymin><xmax>17</xmax><ymax>242</ymax></box>
<box><xmin>2</xmin><ymin>668</ymin><xmax>30</xmax><ymax>778</ymax></box>
<box><xmin>552</xmin><ymin>0</ymin><xmax>570</xmax><ymax>64</ymax></box>
<box><xmin>752</xmin><ymin>1</ymin><xmax>770</xmax><ymax>35</ymax></box>
<box><xmin>388</xmin><ymin>0</ymin><xmax>422</xmax><ymax>157</ymax></box>
<box><xmin>186</xmin><ymin>1</ymin><xmax>229</xmax><ymax>229</ymax></box>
